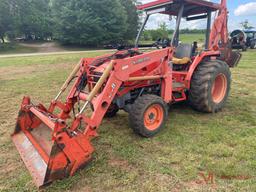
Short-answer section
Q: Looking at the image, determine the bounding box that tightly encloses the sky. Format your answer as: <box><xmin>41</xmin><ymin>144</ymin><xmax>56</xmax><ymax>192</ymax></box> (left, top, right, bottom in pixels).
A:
<box><xmin>138</xmin><ymin>0</ymin><xmax>256</xmax><ymax>31</ymax></box>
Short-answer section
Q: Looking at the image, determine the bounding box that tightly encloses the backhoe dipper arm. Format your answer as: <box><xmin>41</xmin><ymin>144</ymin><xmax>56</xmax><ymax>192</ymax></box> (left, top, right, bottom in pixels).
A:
<box><xmin>209</xmin><ymin>0</ymin><xmax>228</xmax><ymax>50</ymax></box>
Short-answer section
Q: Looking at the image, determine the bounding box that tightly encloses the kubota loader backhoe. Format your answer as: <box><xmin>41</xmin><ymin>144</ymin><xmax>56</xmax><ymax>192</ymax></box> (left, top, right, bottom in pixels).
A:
<box><xmin>12</xmin><ymin>0</ymin><xmax>241</xmax><ymax>187</ymax></box>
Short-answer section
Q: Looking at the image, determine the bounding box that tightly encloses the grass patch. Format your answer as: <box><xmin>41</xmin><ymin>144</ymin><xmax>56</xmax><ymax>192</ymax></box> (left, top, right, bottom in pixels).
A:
<box><xmin>0</xmin><ymin>43</ymin><xmax>38</xmax><ymax>54</ymax></box>
<box><xmin>0</xmin><ymin>51</ymin><xmax>111</xmax><ymax>68</ymax></box>
<box><xmin>141</xmin><ymin>33</ymin><xmax>205</xmax><ymax>45</ymax></box>
<box><xmin>179</xmin><ymin>33</ymin><xmax>205</xmax><ymax>43</ymax></box>
<box><xmin>0</xmin><ymin>50</ymin><xmax>255</xmax><ymax>191</ymax></box>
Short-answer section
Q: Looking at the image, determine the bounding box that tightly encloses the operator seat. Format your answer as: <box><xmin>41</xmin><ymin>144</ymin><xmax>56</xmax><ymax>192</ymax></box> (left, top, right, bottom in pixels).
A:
<box><xmin>172</xmin><ymin>43</ymin><xmax>193</xmax><ymax>65</ymax></box>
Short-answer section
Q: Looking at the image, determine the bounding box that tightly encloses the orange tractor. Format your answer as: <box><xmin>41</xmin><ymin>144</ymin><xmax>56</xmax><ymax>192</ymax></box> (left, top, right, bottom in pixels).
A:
<box><xmin>12</xmin><ymin>0</ymin><xmax>241</xmax><ymax>188</ymax></box>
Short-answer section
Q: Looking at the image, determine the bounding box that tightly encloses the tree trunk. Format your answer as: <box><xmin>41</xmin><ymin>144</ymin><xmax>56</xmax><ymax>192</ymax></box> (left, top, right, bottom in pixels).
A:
<box><xmin>1</xmin><ymin>36</ymin><xmax>4</xmax><ymax>43</ymax></box>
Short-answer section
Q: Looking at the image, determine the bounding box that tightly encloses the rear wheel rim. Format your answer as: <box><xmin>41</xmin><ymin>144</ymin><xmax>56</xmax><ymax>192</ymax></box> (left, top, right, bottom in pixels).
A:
<box><xmin>211</xmin><ymin>73</ymin><xmax>227</xmax><ymax>104</ymax></box>
<box><xmin>144</xmin><ymin>104</ymin><xmax>164</xmax><ymax>131</ymax></box>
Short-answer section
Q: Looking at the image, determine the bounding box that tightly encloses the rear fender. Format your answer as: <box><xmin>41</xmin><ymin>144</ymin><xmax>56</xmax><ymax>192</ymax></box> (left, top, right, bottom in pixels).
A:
<box><xmin>185</xmin><ymin>50</ymin><xmax>220</xmax><ymax>88</ymax></box>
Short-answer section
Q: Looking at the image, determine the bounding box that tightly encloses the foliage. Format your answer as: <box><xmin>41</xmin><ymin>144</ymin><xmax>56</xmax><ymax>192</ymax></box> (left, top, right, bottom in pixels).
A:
<box><xmin>15</xmin><ymin>0</ymin><xmax>52</xmax><ymax>40</ymax></box>
<box><xmin>0</xmin><ymin>0</ymin><xmax>139</xmax><ymax>45</ymax></box>
<box><xmin>240</xmin><ymin>20</ymin><xmax>254</xmax><ymax>30</ymax></box>
<box><xmin>52</xmin><ymin>0</ymin><xmax>138</xmax><ymax>46</ymax></box>
<box><xmin>120</xmin><ymin>0</ymin><xmax>139</xmax><ymax>40</ymax></box>
<box><xmin>0</xmin><ymin>43</ymin><xmax>37</xmax><ymax>54</ymax></box>
<box><xmin>0</xmin><ymin>1</ymin><xmax>14</xmax><ymax>43</ymax></box>
<box><xmin>180</xmin><ymin>28</ymin><xmax>206</xmax><ymax>34</ymax></box>
<box><xmin>141</xmin><ymin>26</ymin><xmax>206</xmax><ymax>42</ymax></box>
<box><xmin>0</xmin><ymin>0</ymin><xmax>52</xmax><ymax>41</ymax></box>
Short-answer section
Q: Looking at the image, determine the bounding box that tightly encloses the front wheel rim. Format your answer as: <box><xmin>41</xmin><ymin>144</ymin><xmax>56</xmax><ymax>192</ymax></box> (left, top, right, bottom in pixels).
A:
<box><xmin>211</xmin><ymin>73</ymin><xmax>228</xmax><ymax>104</ymax></box>
<box><xmin>144</xmin><ymin>104</ymin><xmax>164</xmax><ymax>131</ymax></box>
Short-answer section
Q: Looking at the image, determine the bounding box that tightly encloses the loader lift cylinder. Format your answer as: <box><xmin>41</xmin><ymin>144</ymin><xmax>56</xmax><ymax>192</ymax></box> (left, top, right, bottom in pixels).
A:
<box><xmin>55</xmin><ymin>59</ymin><xmax>82</xmax><ymax>101</ymax></box>
<box><xmin>79</xmin><ymin>61</ymin><xmax>114</xmax><ymax>114</ymax></box>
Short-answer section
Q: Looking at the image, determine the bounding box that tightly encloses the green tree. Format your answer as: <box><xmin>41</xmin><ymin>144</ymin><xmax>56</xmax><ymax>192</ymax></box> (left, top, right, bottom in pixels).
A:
<box><xmin>14</xmin><ymin>0</ymin><xmax>52</xmax><ymax>40</ymax></box>
<box><xmin>52</xmin><ymin>0</ymin><xmax>129</xmax><ymax>46</ymax></box>
<box><xmin>0</xmin><ymin>1</ymin><xmax>13</xmax><ymax>43</ymax></box>
<box><xmin>120</xmin><ymin>0</ymin><xmax>139</xmax><ymax>40</ymax></box>
<box><xmin>149</xmin><ymin>22</ymin><xmax>169</xmax><ymax>41</ymax></box>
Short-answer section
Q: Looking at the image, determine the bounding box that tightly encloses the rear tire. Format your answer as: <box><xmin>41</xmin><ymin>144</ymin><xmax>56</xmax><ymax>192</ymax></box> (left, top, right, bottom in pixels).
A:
<box><xmin>250</xmin><ymin>43</ymin><xmax>255</xmax><ymax>49</ymax></box>
<box><xmin>129</xmin><ymin>95</ymin><xmax>168</xmax><ymax>138</ymax></box>
<box><xmin>188</xmin><ymin>60</ymin><xmax>231</xmax><ymax>113</ymax></box>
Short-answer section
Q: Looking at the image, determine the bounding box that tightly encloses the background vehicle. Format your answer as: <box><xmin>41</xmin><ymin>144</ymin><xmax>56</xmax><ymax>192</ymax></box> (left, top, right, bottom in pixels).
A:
<box><xmin>231</xmin><ymin>29</ymin><xmax>247</xmax><ymax>51</ymax></box>
<box><xmin>244</xmin><ymin>29</ymin><xmax>256</xmax><ymax>49</ymax></box>
<box><xmin>231</xmin><ymin>29</ymin><xmax>256</xmax><ymax>51</ymax></box>
<box><xmin>12</xmin><ymin>0</ymin><xmax>241</xmax><ymax>188</ymax></box>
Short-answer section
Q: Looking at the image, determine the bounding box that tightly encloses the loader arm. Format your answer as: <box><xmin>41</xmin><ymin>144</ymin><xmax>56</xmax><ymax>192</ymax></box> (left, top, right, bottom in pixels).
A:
<box><xmin>69</xmin><ymin>48</ymin><xmax>173</xmax><ymax>137</ymax></box>
<box><xmin>12</xmin><ymin>48</ymin><xmax>173</xmax><ymax>187</ymax></box>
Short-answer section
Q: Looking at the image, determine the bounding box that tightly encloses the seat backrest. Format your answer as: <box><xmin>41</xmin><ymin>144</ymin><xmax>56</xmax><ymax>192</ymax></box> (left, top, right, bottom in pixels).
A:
<box><xmin>174</xmin><ymin>43</ymin><xmax>193</xmax><ymax>59</ymax></box>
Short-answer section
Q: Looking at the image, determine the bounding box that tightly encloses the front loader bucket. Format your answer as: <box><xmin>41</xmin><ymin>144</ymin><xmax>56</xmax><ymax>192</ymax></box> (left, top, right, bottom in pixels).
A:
<box><xmin>11</xmin><ymin>97</ymin><xmax>94</xmax><ymax>188</ymax></box>
<box><xmin>12</xmin><ymin>125</ymin><xmax>53</xmax><ymax>187</ymax></box>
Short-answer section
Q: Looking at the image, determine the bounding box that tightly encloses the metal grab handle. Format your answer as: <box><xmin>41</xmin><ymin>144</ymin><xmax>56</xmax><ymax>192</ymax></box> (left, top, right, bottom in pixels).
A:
<box><xmin>78</xmin><ymin>60</ymin><xmax>115</xmax><ymax>115</ymax></box>
<box><xmin>54</xmin><ymin>59</ymin><xmax>82</xmax><ymax>101</ymax></box>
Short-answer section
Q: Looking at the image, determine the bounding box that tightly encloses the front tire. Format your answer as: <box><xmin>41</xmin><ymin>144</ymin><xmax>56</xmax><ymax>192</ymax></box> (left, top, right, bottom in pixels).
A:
<box><xmin>188</xmin><ymin>60</ymin><xmax>231</xmax><ymax>113</ymax></box>
<box><xmin>129</xmin><ymin>95</ymin><xmax>168</xmax><ymax>138</ymax></box>
<box><xmin>105</xmin><ymin>104</ymin><xmax>119</xmax><ymax>118</ymax></box>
